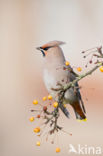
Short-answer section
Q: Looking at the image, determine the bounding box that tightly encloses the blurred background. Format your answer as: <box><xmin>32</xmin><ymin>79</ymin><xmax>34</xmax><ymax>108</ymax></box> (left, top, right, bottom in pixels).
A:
<box><xmin>0</xmin><ymin>0</ymin><xmax>103</xmax><ymax>156</ymax></box>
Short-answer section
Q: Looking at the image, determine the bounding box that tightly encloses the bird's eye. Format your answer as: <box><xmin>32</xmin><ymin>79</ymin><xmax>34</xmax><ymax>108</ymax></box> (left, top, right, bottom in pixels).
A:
<box><xmin>43</xmin><ymin>47</ymin><xmax>49</xmax><ymax>51</ymax></box>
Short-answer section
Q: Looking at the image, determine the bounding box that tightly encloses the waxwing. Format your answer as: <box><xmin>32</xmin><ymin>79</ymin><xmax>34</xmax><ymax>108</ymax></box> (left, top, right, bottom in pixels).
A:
<box><xmin>36</xmin><ymin>41</ymin><xmax>86</xmax><ymax>120</ymax></box>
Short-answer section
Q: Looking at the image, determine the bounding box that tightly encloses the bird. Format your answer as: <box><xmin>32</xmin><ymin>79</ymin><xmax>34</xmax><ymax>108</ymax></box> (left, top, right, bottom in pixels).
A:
<box><xmin>36</xmin><ymin>40</ymin><xmax>86</xmax><ymax>121</ymax></box>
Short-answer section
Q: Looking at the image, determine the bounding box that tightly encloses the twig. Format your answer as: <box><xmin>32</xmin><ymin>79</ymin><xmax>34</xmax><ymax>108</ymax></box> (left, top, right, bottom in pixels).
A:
<box><xmin>33</xmin><ymin>46</ymin><xmax>103</xmax><ymax>137</ymax></box>
<box><xmin>63</xmin><ymin>62</ymin><xmax>103</xmax><ymax>91</ymax></box>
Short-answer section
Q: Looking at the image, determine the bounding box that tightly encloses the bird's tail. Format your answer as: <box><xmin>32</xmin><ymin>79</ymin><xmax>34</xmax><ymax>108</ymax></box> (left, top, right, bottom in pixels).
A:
<box><xmin>72</xmin><ymin>101</ymin><xmax>87</xmax><ymax>121</ymax></box>
<box><xmin>59</xmin><ymin>104</ymin><xmax>70</xmax><ymax>118</ymax></box>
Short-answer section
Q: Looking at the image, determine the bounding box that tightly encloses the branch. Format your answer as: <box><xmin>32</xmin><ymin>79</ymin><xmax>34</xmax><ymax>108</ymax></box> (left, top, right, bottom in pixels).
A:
<box><xmin>63</xmin><ymin>62</ymin><xmax>103</xmax><ymax>91</ymax></box>
<box><xmin>43</xmin><ymin>61</ymin><xmax>103</xmax><ymax>134</ymax></box>
<box><xmin>32</xmin><ymin>46</ymin><xmax>103</xmax><ymax>137</ymax></box>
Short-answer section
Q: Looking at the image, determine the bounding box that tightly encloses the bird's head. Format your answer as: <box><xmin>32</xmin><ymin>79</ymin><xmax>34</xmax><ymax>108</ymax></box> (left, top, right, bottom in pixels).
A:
<box><xmin>36</xmin><ymin>40</ymin><xmax>65</xmax><ymax>57</ymax></box>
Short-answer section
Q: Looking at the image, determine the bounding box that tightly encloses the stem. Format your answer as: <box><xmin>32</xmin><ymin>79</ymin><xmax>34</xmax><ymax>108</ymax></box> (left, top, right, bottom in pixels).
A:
<box><xmin>63</xmin><ymin>63</ymin><xmax>102</xmax><ymax>91</ymax></box>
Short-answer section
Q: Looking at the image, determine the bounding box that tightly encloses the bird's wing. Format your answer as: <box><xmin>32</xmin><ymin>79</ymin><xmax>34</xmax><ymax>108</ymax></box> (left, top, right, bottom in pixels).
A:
<box><xmin>67</xmin><ymin>65</ymin><xmax>79</xmax><ymax>77</ymax></box>
<box><xmin>75</xmin><ymin>85</ymin><xmax>86</xmax><ymax>113</ymax></box>
<box><xmin>59</xmin><ymin>104</ymin><xmax>70</xmax><ymax>118</ymax></box>
<box><xmin>70</xmin><ymin>70</ymin><xmax>86</xmax><ymax>114</ymax></box>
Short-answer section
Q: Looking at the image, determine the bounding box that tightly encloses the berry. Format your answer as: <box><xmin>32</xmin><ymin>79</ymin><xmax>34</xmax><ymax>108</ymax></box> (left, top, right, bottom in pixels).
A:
<box><xmin>29</xmin><ymin>117</ymin><xmax>34</xmax><ymax>122</ymax></box>
<box><xmin>33</xmin><ymin>100</ymin><xmax>38</xmax><ymax>105</ymax></box>
<box><xmin>77</xmin><ymin>67</ymin><xmax>82</xmax><ymax>72</ymax></box>
<box><xmin>36</xmin><ymin>141</ymin><xmax>40</xmax><ymax>146</ymax></box>
<box><xmin>56</xmin><ymin>147</ymin><xmax>60</xmax><ymax>153</ymax></box>
<box><xmin>37</xmin><ymin>115</ymin><xmax>40</xmax><ymax>118</ymax></box>
<box><xmin>53</xmin><ymin>102</ymin><xmax>58</xmax><ymax>108</ymax></box>
<box><xmin>65</xmin><ymin>61</ymin><xmax>70</xmax><ymax>66</ymax></box>
<box><xmin>43</xmin><ymin>106</ymin><xmax>47</xmax><ymax>111</ymax></box>
<box><xmin>100</xmin><ymin>66</ymin><xmax>103</xmax><ymax>72</ymax></box>
<box><xmin>89</xmin><ymin>60</ymin><xmax>92</xmax><ymax>64</ymax></box>
<box><xmin>34</xmin><ymin>127</ymin><xmax>40</xmax><ymax>133</ymax></box>
<box><xmin>63</xmin><ymin>104</ymin><xmax>66</xmax><ymax>108</ymax></box>
<box><xmin>48</xmin><ymin>95</ymin><xmax>52</xmax><ymax>100</ymax></box>
<box><xmin>42</xmin><ymin>96</ymin><xmax>47</xmax><ymax>101</ymax></box>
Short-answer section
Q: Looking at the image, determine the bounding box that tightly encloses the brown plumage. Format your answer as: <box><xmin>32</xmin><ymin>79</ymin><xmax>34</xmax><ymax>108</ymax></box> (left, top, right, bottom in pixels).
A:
<box><xmin>71</xmin><ymin>101</ymin><xmax>86</xmax><ymax>119</ymax></box>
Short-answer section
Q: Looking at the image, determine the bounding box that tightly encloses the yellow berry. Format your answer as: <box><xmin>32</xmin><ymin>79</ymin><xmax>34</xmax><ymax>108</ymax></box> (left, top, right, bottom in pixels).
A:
<box><xmin>100</xmin><ymin>66</ymin><xmax>103</xmax><ymax>72</ymax></box>
<box><xmin>77</xmin><ymin>67</ymin><xmax>82</xmax><ymax>72</ymax></box>
<box><xmin>36</xmin><ymin>141</ymin><xmax>40</xmax><ymax>146</ymax></box>
<box><xmin>53</xmin><ymin>102</ymin><xmax>58</xmax><ymax>108</ymax></box>
<box><xmin>42</xmin><ymin>96</ymin><xmax>47</xmax><ymax>101</ymax></box>
<box><xmin>33</xmin><ymin>100</ymin><xmax>38</xmax><ymax>105</ymax></box>
<box><xmin>63</xmin><ymin>104</ymin><xmax>66</xmax><ymax>108</ymax></box>
<box><xmin>56</xmin><ymin>147</ymin><xmax>60</xmax><ymax>153</ymax></box>
<box><xmin>29</xmin><ymin>117</ymin><xmax>34</xmax><ymax>122</ymax></box>
<box><xmin>48</xmin><ymin>95</ymin><xmax>52</xmax><ymax>100</ymax></box>
<box><xmin>34</xmin><ymin>127</ymin><xmax>40</xmax><ymax>133</ymax></box>
<box><xmin>36</xmin><ymin>127</ymin><xmax>40</xmax><ymax>132</ymax></box>
<box><xmin>65</xmin><ymin>61</ymin><xmax>70</xmax><ymax>66</ymax></box>
<box><xmin>34</xmin><ymin>128</ymin><xmax>38</xmax><ymax>133</ymax></box>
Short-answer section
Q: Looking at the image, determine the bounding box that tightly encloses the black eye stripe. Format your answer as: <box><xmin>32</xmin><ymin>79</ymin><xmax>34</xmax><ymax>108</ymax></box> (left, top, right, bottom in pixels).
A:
<box><xmin>40</xmin><ymin>47</ymin><xmax>50</xmax><ymax>51</ymax></box>
<box><xmin>43</xmin><ymin>47</ymin><xmax>49</xmax><ymax>51</ymax></box>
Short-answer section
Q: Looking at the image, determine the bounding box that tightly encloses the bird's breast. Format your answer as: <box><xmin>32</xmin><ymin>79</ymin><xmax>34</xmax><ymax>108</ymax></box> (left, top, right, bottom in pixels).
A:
<box><xmin>43</xmin><ymin>69</ymin><xmax>57</xmax><ymax>92</ymax></box>
<box><xmin>43</xmin><ymin>67</ymin><xmax>69</xmax><ymax>95</ymax></box>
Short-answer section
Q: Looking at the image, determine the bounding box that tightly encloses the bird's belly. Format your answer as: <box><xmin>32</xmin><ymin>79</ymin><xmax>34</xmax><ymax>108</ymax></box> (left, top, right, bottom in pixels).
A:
<box><xmin>43</xmin><ymin>69</ymin><xmax>70</xmax><ymax>98</ymax></box>
<box><xmin>43</xmin><ymin>69</ymin><xmax>77</xmax><ymax>103</ymax></box>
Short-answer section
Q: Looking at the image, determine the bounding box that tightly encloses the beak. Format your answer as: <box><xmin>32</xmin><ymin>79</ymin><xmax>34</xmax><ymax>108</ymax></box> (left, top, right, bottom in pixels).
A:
<box><xmin>36</xmin><ymin>47</ymin><xmax>41</xmax><ymax>50</ymax></box>
<box><xmin>36</xmin><ymin>47</ymin><xmax>46</xmax><ymax>57</ymax></box>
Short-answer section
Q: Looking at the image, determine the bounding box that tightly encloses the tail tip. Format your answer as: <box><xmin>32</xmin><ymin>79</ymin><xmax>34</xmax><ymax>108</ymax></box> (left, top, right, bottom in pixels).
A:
<box><xmin>77</xmin><ymin>118</ymin><xmax>87</xmax><ymax>122</ymax></box>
